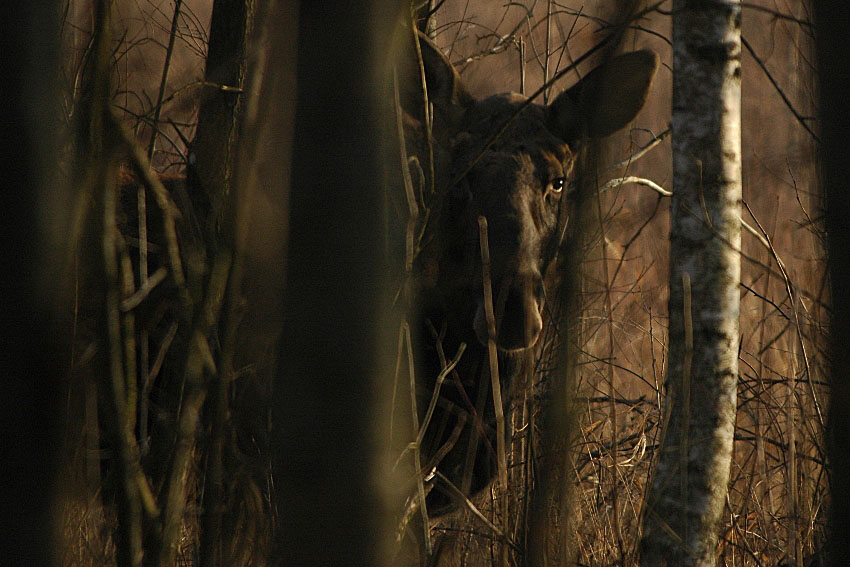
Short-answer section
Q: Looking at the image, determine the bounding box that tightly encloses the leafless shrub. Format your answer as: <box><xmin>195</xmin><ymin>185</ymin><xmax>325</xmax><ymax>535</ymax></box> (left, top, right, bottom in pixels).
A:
<box><xmin>57</xmin><ymin>1</ymin><xmax>827</xmax><ymax>566</ymax></box>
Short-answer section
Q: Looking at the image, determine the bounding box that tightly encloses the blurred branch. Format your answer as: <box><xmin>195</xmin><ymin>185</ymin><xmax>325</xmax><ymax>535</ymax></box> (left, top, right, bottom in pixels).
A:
<box><xmin>606</xmin><ymin>128</ymin><xmax>669</xmax><ymax>171</ymax></box>
<box><xmin>147</xmin><ymin>0</ymin><xmax>183</xmax><ymax>159</ymax></box>
<box><xmin>742</xmin><ymin>36</ymin><xmax>818</xmax><ymax>143</ymax></box>
<box><xmin>153</xmin><ymin>251</ymin><xmax>231</xmax><ymax>567</ymax></box>
<box><xmin>606</xmin><ymin>175</ymin><xmax>826</xmax><ymax>312</ymax></box>
<box><xmin>739</xmin><ymin>3</ymin><xmax>812</xmax><ymax>29</ymax></box>
<box><xmin>743</xmin><ymin>200</ymin><xmax>824</xmax><ymax>430</ymax></box>
<box><xmin>404</xmin><ymin>323</ymin><xmax>432</xmax><ymax>555</ymax></box>
<box><xmin>814</xmin><ymin>2</ymin><xmax>850</xmax><ymax>561</ymax></box>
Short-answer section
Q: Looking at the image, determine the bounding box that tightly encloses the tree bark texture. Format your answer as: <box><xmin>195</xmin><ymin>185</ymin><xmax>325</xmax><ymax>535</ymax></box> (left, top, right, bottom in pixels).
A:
<box><xmin>192</xmin><ymin>2</ymin><xmax>254</xmax><ymax>566</ymax></box>
<box><xmin>813</xmin><ymin>3</ymin><xmax>850</xmax><ymax>567</ymax></box>
<box><xmin>271</xmin><ymin>2</ymin><xmax>400</xmax><ymax>566</ymax></box>
<box><xmin>190</xmin><ymin>0</ymin><xmax>253</xmax><ymax>251</ymax></box>
<box><xmin>640</xmin><ymin>2</ymin><xmax>742</xmax><ymax>566</ymax></box>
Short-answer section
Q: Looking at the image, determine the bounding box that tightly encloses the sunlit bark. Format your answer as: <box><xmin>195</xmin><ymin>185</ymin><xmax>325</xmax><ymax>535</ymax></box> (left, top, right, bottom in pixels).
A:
<box><xmin>640</xmin><ymin>2</ymin><xmax>742</xmax><ymax>566</ymax></box>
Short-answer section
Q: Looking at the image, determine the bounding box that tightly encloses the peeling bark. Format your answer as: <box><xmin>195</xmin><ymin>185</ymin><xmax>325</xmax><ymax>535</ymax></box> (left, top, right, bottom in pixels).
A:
<box><xmin>639</xmin><ymin>2</ymin><xmax>742</xmax><ymax>566</ymax></box>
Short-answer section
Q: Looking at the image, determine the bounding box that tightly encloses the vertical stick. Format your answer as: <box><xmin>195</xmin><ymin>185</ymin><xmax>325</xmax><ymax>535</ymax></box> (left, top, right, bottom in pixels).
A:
<box><xmin>478</xmin><ymin>216</ymin><xmax>508</xmax><ymax>564</ymax></box>
<box><xmin>543</xmin><ymin>0</ymin><xmax>552</xmax><ymax>104</ymax></box>
<box><xmin>519</xmin><ymin>37</ymin><xmax>526</xmax><ymax>96</ymax></box>
<box><xmin>404</xmin><ymin>323</ymin><xmax>432</xmax><ymax>556</ymax></box>
<box><xmin>146</xmin><ymin>0</ymin><xmax>183</xmax><ymax>160</ymax></box>
<box><xmin>787</xmin><ymin>333</ymin><xmax>799</xmax><ymax>567</ymax></box>
<box><xmin>681</xmin><ymin>272</ymin><xmax>693</xmax><ymax>544</ymax></box>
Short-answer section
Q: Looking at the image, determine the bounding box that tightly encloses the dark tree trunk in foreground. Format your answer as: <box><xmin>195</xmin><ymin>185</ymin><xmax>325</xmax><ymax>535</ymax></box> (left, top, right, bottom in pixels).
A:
<box><xmin>640</xmin><ymin>2</ymin><xmax>742</xmax><ymax>566</ymax></box>
<box><xmin>813</xmin><ymin>4</ymin><xmax>850</xmax><ymax>567</ymax></box>
<box><xmin>190</xmin><ymin>0</ymin><xmax>253</xmax><ymax>252</ymax></box>
<box><xmin>271</xmin><ymin>2</ymin><xmax>400</xmax><ymax>566</ymax></box>
<box><xmin>0</xmin><ymin>1</ymin><xmax>64</xmax><ymax>565</ymax></box>
<box><xmin>191</xmin><ymin>2</ymin><xmax>254</xmax><ymax>566</ymax></box>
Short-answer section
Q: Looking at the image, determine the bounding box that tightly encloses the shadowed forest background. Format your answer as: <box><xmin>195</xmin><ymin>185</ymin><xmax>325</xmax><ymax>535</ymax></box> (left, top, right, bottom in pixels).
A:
<box><xmin>7</xmin><ymin>1</ymin><xmax>850</xmax><ymax>566</ymax></box>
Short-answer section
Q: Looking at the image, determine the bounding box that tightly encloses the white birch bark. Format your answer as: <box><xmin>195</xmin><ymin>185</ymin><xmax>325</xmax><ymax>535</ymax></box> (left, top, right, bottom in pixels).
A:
<box><xmin>639</xmin><ymin>1</ymin><xmax>742</xmax><ymax>566</ymax></box>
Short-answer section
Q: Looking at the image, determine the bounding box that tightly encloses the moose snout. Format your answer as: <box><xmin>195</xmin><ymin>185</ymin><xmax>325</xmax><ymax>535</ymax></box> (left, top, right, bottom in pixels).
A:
<box><xmin>473</xmin><ymin>274</ymin><xmax>544</xmax><ymax>351</ymax></box>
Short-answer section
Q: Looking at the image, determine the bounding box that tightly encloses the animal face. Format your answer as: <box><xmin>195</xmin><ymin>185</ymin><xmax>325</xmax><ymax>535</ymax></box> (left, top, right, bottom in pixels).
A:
<box><xmin>413</xmin><ymin>34</ymin><xmax>658</xmax><ymax>353</ymax></box>
<box><xmin>439</xmin><ymin>97</ymin><xmax>572</xmax><ymax>351</ymax></box>
<box><xmin>403</xmin><ymin>32</ymin><xmax>658</xmax><ymax>514</ymax></box>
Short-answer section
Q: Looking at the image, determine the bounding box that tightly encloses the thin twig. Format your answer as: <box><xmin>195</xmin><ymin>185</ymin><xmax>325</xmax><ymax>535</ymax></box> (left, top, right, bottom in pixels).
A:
<box><xmin>417</xmin><ymin>343</ymin><xmax>467</xmax><ymax>446</ymax></box>
<box><xmin>432</xmin><ymin>471</ymin><xmax>520</xmax><ymax>552</ymax></box>
<box><xmin>404</xmin><ymin>323</ymin><xmax>432</xmax><ymax>555</ymax></box>
<box><xmin>478</xmin><ymin>217</ymin><xmax>508</xmax><ymax>493</ymax></box>
<box><xmin>743</xmin><ymin>201</ymin><xmax>824</xmax><ymax>428</ymax></box>
<box><xmin>681</xmin><ymin>272</ymin><xmax>693</xmax><ymax>545</ymax></box>
<box><xmin>605</xmin><ymin>128</ymin><xmax>671</xmax><ymax>172</ymax></box>
<box><xmin>478</xmin><ymin>216</ymin><xmax>510</xmax><ymax>564</ymax></box>
<box><xmin>147</xmin><ymin>0</ymin><xmax>183</xmax><ymax>160</ymax></box>
<box><xmin>741</xmin><ymin>36</ymin><xmax>818</xmax><ymax>143</ymax></box>
<box><xmin>121</xmin><ymin>266</ymin><xmax>168</xmax><ymax>311</ymax></box>
<box><xmin>154</xmin><ymin>251</ymin><xmax>231</xmax><ymax>567</ymax></box>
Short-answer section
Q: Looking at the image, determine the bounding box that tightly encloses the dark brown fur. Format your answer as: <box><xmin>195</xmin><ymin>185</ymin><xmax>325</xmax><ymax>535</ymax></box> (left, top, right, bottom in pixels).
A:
<box><xmin>403</xmin><ymin>33</ymin><xmax>658</xmax><ymax>514</ymax></box>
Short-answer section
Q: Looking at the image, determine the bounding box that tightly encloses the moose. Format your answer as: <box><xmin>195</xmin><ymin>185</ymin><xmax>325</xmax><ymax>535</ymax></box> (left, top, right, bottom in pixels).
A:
<box><xmin>402</xmin><ymin>33</ymin><xmax>658</xmax><ymax>515</ymax></box>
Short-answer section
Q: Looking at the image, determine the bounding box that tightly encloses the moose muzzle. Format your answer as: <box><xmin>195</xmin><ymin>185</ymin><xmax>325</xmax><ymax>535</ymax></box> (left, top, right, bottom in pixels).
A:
<box><xmin>473</xmin><ymin>273</ymin><xmax>544</xmax><ymax>351</ymax></box>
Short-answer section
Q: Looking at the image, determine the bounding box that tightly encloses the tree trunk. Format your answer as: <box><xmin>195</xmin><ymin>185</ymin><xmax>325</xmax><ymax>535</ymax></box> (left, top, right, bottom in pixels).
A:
<box><xmin>0</xmin><ymin>2</ymin><xmax>64</xmax><ymax>565</ymax></box>
<box><xmin>271</xmin><ymin>2</ymin><xmax>400</xmax><ymax>566</ymax></box>
<box><xmin>415</xmin><ymin>0</ymin><xmax>437</xmax><ymax>39</ymax></box>
<box><xmin>813</xmin><ymin>4</ymin><xmax>850</xmax><ymax>567</ymax></box>
<box><xmin>189</xmin><ymin>0</ymin><xmax>253</xmax><ymax>252</ymax></box>
<box><xmin>639</xmin><ymin>2</ymin><xmax>742</xmax><ymax>566</ymax></box>
<box><xmin>79</xmin><ymin>4</ymin><xmax>146</xmax><ymax>566</ymax></box>
<box><xmin>192</xmin><ymin>2</ymin><xmax>254</xmax><ymax>566</ymax></box>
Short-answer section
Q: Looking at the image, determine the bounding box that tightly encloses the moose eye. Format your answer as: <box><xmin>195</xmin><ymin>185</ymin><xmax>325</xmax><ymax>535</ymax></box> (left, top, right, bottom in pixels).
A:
<box><xmin>550</xmin><ymin>177</ymin><xmax>566</xmax><ymax>193</ymax></box>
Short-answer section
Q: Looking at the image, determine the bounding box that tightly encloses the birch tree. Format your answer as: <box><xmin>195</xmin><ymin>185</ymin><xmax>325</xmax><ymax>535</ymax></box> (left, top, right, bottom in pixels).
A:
<box><xmin>639</xmin><ymin>2</ymin><xmax>742</xmax><ymax>566</ymax></box>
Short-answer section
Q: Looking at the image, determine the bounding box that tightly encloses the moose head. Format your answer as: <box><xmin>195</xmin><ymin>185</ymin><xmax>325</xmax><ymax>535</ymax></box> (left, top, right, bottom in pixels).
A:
<box><xmin>414</xmin><ymin>34</ymin><xmax>658</xmax><ymax>354</ymax></box>
<box><xmin>402</xmin><ymin>32</ymin><xmax>658</xmax><ymax>514</ymax></box>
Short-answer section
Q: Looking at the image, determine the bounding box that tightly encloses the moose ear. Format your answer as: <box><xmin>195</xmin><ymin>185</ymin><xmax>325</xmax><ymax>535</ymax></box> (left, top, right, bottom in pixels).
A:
<box><xmin>549</xmin><ymin>50</ymin><xmax>658</xmax><ymax>141</ymax></box>
<box><xmin>414</xmin><ymin>32</ymin><xmax>474</xmax><ymax>123</ymax></box>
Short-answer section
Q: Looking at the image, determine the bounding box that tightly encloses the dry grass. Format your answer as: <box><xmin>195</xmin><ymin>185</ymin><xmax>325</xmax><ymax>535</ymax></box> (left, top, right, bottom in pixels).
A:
<box><xmin>59</xmin><ymin>1</ymin><xmax>827</xmax><ymax>566</ymax></box>
<box><xmin>409</xmin><ymin>2</ymin><xmax>826</xmax><ymax>566</ymax></box>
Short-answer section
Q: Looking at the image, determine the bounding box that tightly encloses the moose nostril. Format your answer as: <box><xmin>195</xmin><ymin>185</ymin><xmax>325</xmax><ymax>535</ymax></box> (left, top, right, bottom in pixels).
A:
<box><xmin>495</xmin><ymin>285</ymin><xmax>543</xmax><ymax>350</ymax></box>
<box><xmin>473</xmin><ymin>275</ymin><xmax>544</xmax><ymax>351</ymax></box>
<box><xmin>503</xmin><ymin>287</ymin><xmax>525</xmax><ymax>315</ymax></box>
